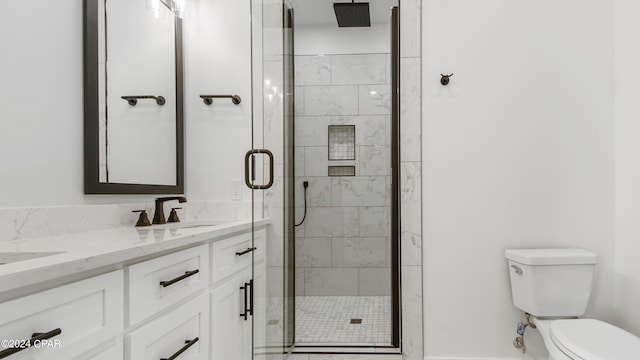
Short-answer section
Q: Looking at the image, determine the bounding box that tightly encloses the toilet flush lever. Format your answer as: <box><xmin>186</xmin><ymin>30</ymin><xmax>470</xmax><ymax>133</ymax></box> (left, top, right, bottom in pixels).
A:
<box><xmin>510</xmin><ymin>265</ymin><xmax>523</xmax><ymax>275</ymax></box>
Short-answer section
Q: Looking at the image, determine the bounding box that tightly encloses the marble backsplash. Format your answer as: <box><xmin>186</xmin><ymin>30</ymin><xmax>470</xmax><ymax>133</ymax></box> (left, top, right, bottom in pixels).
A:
<box><xmin>0</xmin><ymin>201</ymin><xmax>253</xmax><ymax>242</ymax></box>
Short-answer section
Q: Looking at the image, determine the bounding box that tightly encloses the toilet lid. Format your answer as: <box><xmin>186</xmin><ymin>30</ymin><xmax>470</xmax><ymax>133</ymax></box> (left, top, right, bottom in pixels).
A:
<box><xmin>551</xmin><ymin>319</ymin><xmax>640</xmax><ymax>360</ymax></box>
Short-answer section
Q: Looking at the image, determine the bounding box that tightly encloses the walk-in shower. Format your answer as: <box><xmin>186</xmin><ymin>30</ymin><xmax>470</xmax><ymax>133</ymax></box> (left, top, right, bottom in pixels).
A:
<box><xmin>289</xmin><ymin>0</ymin><xmax>400</xmax><ymax>350</ymax></box>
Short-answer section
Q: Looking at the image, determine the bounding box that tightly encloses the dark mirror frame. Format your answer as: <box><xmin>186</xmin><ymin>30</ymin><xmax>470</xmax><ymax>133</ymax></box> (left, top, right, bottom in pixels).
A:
<box><xmin>83</xmin><ymin>0</ymin><xmax>184</xmax><ymax>194</ymax></box>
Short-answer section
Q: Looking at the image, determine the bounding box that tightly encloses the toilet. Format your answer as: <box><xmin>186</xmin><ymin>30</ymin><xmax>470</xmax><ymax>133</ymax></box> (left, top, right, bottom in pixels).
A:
<box><xmin>505</xmin><ymin>248</ymin><xmax>640</xmax><ymax>359</ymax></box>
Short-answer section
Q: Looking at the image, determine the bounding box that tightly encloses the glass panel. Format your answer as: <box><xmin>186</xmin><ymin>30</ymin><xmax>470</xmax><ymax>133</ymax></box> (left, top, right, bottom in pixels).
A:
<box><xmin>251</xmin><ymin>1</ymin><xmax>294</xmax><ymax>359</ymax></box>
<box><xmin>291</xmin><ymin>0</ymin><xmax>398</xmax><ymax>348</ymax></box>
<box><xmin>251</xmin><ymin>0</ymin><xmax>398</xmax><ymax>354</ymax></box>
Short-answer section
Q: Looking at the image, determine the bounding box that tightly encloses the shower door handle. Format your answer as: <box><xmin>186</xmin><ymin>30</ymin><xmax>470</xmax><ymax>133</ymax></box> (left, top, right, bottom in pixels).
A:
<box><xmin>244</xmin><ymin>149</ymin><xmax>274</xmax><ymax>190</ymax></box>
<box><xmin>240</xmin><ymin>282</ymin><xmax>249</xmax><ymax>321</ymax></box>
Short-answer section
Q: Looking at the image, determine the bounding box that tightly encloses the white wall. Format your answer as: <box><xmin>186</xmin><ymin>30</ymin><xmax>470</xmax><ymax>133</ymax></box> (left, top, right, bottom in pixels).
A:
<box><xmin>613</xmin><ymin>0</ymin><xmax>640</xmax><ymax>337</ymax></box>
<box><xmin>0</xmin><ymin>0</ymin><xmax>252</xmax><ymax>207</ymax></box>
<box><xmin>422</xmin><ymin>0</ymin><xmax>616</xmax><ymax>358</ymax></box>
<box><xmin>294</xmin><ymin>24</ymin><xmax>390</xmax><ymax>55</ymax></box>
<box><xmin>0</xmin><ymin>0</ymin><xmax>92</xmax><ymax>207</ymax></box>
<box><xmin>183</xmin><ymin>0</ymin><xmax>253</xmax><ymax>203</ymax></box>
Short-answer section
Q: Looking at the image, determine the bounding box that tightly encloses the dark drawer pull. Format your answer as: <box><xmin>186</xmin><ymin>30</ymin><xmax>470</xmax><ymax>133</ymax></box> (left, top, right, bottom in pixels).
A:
<box><xmin>160</xmin><ymin>337</ymin><xmax>199</xmax><ymax>360</ymax></box>
<box><xmin>235</xmin><ymin>247</ymin><xmax>257</xmax><ymax>256</ymax></box>
<box><xmin>0</xmin><ymin>328</ymin><xmax>62</xmax><ymax>359</ymax></box>
<box><xmin>160</xmin><ymin>269</ymin><xmax>200</xmax><ymax>288</ymax></box>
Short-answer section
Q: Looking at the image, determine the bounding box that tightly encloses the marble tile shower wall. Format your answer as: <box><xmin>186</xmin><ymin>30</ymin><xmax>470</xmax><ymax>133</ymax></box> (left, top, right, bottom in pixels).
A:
<box><xmin>294</xmin><ymin>53</ymin><xmax>392</xmax><ymax>297</ymax></box>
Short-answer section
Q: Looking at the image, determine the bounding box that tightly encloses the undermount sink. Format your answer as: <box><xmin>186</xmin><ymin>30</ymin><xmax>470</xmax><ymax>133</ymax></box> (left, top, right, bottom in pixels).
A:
<box><xmin>0</xmin><ymin>252</ymin><xmax>64</xmax><ymax>265</ymax></box>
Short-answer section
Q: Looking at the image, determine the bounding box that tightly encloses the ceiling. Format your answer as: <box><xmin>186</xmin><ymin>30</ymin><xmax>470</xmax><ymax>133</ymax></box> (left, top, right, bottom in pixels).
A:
<box><xmin>291</xmin><ymin>0</ymin><xmax>398</xmax><ymax>26</ymax></box>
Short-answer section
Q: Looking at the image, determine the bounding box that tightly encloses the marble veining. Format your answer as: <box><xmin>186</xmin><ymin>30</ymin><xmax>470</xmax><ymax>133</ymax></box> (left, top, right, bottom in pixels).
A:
<box><xmin>358</xmin><ymin>207</ymin><xmax>390</xmax><ymax>237</ymax></box>
<box><xmin>296</xmin><ymin>177</ymin><xmax>332</xmax><ymax>207</ymax></box>
<box><xmin>359</xmin><ymin>146</ymin><xmax>390</xmax><ymax>176</ymax></box>
<box><xmin>304</xmin><ymin>86</ymin><xmax>359</xmax><ymax>116</ymax></box>
<box><xmin>296</xmin><ymin>55</ymin><xmax>332</xmax><ymax>86</ymax></box>
<box><xmin>296</xmin><ymin>237</ymin><xmax>332</xmax><ymax>268</ymax></box>
<box><xmin>331</xmin><ymin>177</ymin><xmax>387</xmax><ymax>207</ymax></box>
<box><xmin>0</xmin><ymin>202</ymin><xmax>252</xmax><ymax>243</ymax></box>
<box><xmin>331</xmin><ymin>237</ymin><xmax>386</xmax><ymax>268</ymax></box>
<box><xmin>332</xmin><ymin>115</ymin><xmax>387</xmax><ymax>146</ymax></box>
<box><xmin>0</xmin><ymin>217</ymin><xmax>266</xmax><ymax>294</ymax></box>
<box><xmin>331</xmin><ymin>54</ymin><xmax>387</xmax><ymax>86</ymax></box>
<box><xmin>400</xmin><ymin>58</ymin><xmax>421</xmax><ymax>162</ymax></box>
<box><xmin>399</xmin><ymin>0</ymin><xmax>423</xmax><ymax>357</ymax></box>
<box><xmin>358</xmin><ymin>84</ymin><xmax>391</xmax><ymax>115</ymax></box>
<box><xmin>295</xmin><ymin>116</ymin><xmax>331</xmax><ymax>147</ymax></box>
<box><xmin>295</xmin><ymin>52</ymin><xmax>393</xmax><ymax>297</ymax></box>
<box><xmin>303</xmin><ymin>207</ymin><xmax>359</xmax><ymax>238</ymax></box>
<box><xmin>304</xmin><ymin>268</ymin><xmax>358</xmax><ymax>296</ymax></box>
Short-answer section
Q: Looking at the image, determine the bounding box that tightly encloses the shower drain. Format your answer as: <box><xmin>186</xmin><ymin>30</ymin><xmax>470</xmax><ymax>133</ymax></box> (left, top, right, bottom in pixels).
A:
<box><xmin>350</xmin><ymin>319</ymin><xmax>363</xmax><ymax>324</ymax></box>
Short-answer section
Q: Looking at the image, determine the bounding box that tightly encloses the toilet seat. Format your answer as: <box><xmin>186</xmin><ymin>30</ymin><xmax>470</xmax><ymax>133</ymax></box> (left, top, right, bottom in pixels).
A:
<box><xmin>550</xmin><ymin>318</ymin><xmax>640</xmax><ymax>360</ymax></box>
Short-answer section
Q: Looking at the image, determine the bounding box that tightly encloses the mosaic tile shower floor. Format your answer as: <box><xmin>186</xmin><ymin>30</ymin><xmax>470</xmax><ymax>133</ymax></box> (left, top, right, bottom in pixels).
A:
<box><xmin>295</xmin><ymin>296</ymin><xmax>392</xmax><ymax>346</ymax></box>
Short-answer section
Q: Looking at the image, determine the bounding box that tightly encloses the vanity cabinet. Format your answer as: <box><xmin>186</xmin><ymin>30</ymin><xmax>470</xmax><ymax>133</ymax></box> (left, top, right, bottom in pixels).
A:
<box><xmin>0</xmin><ymin>226</ymin><xmax>266</xmax><ymax>360</ymax></box>
<box><xmin>0</xmin><ymin>271</ymin><xmax>123</xmax><ymax>360</ymax></box>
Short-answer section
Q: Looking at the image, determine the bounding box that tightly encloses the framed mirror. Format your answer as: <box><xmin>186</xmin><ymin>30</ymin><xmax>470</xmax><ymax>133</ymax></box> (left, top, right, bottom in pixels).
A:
<box><xmin>83</xmin><ymin>0</ymin><xmax>184</xmax><ymax>194</ymax></box>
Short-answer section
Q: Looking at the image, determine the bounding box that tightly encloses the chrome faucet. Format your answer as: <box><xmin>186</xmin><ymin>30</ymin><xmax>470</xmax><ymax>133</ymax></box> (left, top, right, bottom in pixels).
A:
<box><xmin>152</xmin><ymin>196</ymin><xmax>187</xmax><ymax>224</ymax></box>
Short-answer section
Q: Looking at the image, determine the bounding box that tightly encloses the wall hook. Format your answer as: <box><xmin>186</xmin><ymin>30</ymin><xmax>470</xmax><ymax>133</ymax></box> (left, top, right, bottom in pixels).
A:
<box><xmin>440</xmin><ymin>73</ymin><xmax>454</xmax><ymax>86</ymax></box>
<box><xmin>200</xmin><ymin>95</ymin><xmax>241</xmax><ymax>105</ymax></box>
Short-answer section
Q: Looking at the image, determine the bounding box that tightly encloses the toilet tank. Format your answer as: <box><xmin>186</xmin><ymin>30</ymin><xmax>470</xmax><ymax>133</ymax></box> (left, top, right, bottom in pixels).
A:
<box><xmin>505</xmin><ymin>248</ymin><xmax>597</xmax><ymax>317</ymax></box>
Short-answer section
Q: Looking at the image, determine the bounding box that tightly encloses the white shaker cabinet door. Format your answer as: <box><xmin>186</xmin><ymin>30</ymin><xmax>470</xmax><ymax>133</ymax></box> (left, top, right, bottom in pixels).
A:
<box><xmin>0</xmin><ymin>271</ymin><xmax>124</xmax><ymax>360</ymax></box>
<box><xmin>210</xmin><ymin>268</ymin><xmax>252</xmax><ymax>360</ymax></box>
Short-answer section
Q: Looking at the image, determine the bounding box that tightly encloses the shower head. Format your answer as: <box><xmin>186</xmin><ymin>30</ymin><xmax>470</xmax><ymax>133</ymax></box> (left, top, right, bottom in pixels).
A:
<box><xmin>333</xmin><ymin>2</ymin><xmax>370</xmax><ymax>28</ymax></box>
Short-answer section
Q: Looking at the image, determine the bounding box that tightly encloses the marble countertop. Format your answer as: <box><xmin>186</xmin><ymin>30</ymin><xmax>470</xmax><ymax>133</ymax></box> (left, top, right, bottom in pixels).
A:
<box><xmin>0</xmin><ymin>218</ymin><xmax>269</xmax><ymax>294</ymax></box>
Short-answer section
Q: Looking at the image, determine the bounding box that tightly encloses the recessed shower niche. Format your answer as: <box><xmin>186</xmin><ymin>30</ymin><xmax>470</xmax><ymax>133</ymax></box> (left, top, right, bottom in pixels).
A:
<box><xmin>328</xmin><ymin>125</ymin><xmax>356</xmax><ymax>160</ymax></box>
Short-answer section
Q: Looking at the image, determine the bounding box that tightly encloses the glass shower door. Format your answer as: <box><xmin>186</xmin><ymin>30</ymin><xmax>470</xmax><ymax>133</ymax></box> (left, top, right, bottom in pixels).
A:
<box><xmin>290</xmin><ymin>1</ymin><xmax>400</xmax><ymax>350</ymax></box>
<box><xmin>248</xmin><ymin>1</ymin><xmax>295</xmax><ymax>359</ymax></box>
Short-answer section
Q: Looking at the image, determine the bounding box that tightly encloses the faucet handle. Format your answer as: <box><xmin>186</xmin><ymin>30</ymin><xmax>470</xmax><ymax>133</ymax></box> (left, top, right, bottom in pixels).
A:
<box><xmin>132</xmin><ymin>210</ymin><xmax>151</xmax><ymax>227</ymax></box>
<box><xmin>168</xmin><ymin>207</ymin><xmax>182</xmax><ymax>223</ymax></box>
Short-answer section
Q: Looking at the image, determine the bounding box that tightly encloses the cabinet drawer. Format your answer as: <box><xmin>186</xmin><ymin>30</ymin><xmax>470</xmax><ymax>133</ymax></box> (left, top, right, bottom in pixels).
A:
<box><xmin>127</xmin><ymin>294</ymin><xmax>209</xmax><ymax>360</ymax></box>
<box><xmin>211</xmin><ymin>230</ymin><xmax>265</xmax><ymax>284</ymax></box>
<box><xmin>84</xmin><ymin>343</ymin><xmax>123</xmax><ymax>360</ymax></box>
<box><xmin>128</xmin><ymin>244</ymin><xmax>209</xmax><ymax>326</ymax></box>
<box><xmin>0</xmin><ymin>271</ymin><xmax>124</xmax><ymax>360</ymax></box>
